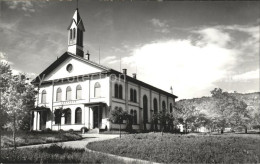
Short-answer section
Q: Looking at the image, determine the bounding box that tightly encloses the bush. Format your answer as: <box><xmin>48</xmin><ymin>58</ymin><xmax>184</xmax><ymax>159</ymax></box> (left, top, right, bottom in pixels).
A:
<box><xmin>43</xmin><ymin>128</ymin><xmax>52</xmax><ymax>133</ymax></box>
<box><xmin>68</xmin><ymin>129</ymin><xmax>74</xmax><ymax>133</ymax></box>
<box><xmin>80</xmin><ymin>127</ymin><xmax>88</xmax><ymax>133</ymax></box>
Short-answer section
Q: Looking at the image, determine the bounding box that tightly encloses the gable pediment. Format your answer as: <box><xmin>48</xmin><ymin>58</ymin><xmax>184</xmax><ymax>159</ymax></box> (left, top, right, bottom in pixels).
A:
<box><xmin>32</xmin><ymin>52</ymin><xmax>110</xmax><ymax>84</ymax></box>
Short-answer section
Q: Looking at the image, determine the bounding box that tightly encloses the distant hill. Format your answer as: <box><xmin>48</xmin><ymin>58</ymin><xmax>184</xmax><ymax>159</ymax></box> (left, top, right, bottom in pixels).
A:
<box><xmin>176</xmin><ymin>92</ymin><xmax>260</xmax><ymax>117</ymax></box>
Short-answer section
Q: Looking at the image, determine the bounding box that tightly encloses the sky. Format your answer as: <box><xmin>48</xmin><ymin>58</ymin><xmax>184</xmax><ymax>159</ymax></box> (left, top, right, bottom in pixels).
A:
<box><xmin>0</xmin><ymin>0</ymin><xmax>259</xmax><ymax>99</ymax></box>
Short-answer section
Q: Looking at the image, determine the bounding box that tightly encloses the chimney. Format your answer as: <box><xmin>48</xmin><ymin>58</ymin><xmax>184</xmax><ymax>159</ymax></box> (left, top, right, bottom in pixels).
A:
<box><xmin>85</xmin><ymin>51</ymin><xmax>90</xmax><ymax>60</ymax></box>
<box><xmin>132</xmin><ymin>73</ymin><xmax>136</xmax><ymax>79</ymax></box>
<box><xmin>122</xmin><ymin>69</ymin><xmax>127</xmax><ymax>75</ymax></box>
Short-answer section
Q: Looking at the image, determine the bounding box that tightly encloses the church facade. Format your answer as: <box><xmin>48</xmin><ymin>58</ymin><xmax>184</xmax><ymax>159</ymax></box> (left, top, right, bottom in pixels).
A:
<box><xmin>31</xmin><ymin>9</ymin><xmax>178</xmax><ymax>131</ymax></box>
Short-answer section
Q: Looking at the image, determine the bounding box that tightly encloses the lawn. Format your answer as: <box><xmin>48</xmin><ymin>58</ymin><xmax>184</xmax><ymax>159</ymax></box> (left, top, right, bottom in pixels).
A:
<box><xmin>87</xmin><ymin>133</ymin><xmax>260</xmax><ymax>163</ymax></box>
<box><xmin>1</xmin><ymin>131</ymin><xmax>82</xmax><ymax>148</ymax></box>
<box><xmin>1</xmin><ymin>143</ymin><xmax>123</xmax><ymax>163</ymax></box>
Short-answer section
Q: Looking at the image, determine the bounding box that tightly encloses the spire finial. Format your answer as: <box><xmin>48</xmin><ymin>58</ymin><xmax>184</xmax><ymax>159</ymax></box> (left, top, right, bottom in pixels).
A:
<box><xmin>76</xmin><ymin>0</ymin><xmax>78</xmax><ymax>9</ymax></box>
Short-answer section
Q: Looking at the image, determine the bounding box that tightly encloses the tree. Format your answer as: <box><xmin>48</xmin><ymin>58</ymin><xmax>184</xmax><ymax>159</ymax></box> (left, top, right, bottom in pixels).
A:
<box><xmin>252</xmin><ymin>113</ymin><xmax>260</xmax><ymax>132</ymax></box>
<box><xmin>211</xmin><ymin>88</ymin><xmax>249</xmax><ymax>134</ymax></box>
<box><xmin>175</xmin><ymin>104</ymin><xmax>199</xmax><ymax>133</ymax></box>
<box><xmin>109</xmin><ymin>107</ymin><xmax>133</xmax><ymax>132</ymax></box>
<box><xmin>1</xmin><ymin>73</ymin><xmax>36</xmax><ymax>149</ymax></box>
<box><xmin>152</xmin><ymin>110</ymin><xmax>176</xmax><ymax>135</ymax></box>
<box><xmin>0</xmin><ymin>61</ymin><xmax>12</xmax><ymax>158</ymax></box>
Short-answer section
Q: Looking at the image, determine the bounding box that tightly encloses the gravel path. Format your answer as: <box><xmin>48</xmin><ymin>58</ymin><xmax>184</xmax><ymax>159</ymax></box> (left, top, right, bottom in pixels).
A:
<box><xmin>17</xmin><ymin>134</ymin><xmax>119</xmax><ymax>149</ymax></box>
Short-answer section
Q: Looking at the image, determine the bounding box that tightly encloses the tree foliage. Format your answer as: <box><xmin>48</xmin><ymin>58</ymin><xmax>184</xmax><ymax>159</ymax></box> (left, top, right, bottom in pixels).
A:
<box><xmin>0</xmin><ymin>62</ymin><xmax>36</xmax><ymax>149</ymax></box>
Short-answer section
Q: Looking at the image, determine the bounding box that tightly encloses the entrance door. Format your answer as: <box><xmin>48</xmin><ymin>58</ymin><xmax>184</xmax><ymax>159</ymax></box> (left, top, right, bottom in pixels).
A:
<box><xmin>93</xmin><ymin>106</ymin><xmax>102</xmax><ymax>128</ymax></box>
<box><xmin>39</xmin><ymin>111</ymin><xmax>47</xmax><ymax>130</ymax></box>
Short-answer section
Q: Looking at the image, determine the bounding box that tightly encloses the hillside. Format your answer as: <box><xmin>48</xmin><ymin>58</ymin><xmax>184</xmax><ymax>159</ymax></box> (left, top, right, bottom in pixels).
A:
<box><xmin>176</xmin><ymin>92</ymin><xmax>260</xmax><ymax>117</ymax></box>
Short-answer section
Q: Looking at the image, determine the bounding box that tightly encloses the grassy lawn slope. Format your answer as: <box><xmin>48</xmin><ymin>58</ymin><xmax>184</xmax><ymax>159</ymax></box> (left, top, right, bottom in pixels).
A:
<box><xmin>1</xmin><ymin>131</ymin><xmax>82</xmax><ymax>148</ymax></box>
<box><xmin>87</xmin><ymin>133</ymin><xmax>260</xmax><ymax>163</ymax></box>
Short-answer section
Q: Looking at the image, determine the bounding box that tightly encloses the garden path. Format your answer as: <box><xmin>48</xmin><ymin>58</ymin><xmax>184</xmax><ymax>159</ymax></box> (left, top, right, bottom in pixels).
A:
<box><xmin>17</xmin><ymin>134</ymin><xmax>159</xmax><ymax>164</ymax></box>
<box><xmin>17</xmin><ymin>134</ymin><xmax>119</xmax><ymax>149</ymax></box>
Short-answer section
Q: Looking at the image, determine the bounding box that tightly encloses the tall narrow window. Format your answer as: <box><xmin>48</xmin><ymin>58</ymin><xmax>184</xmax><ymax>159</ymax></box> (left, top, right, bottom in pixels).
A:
<box><xmin>94</xmin><ymin>82</ymin><xmax>101</xmax><ymax>98</ymax></box>
<box><xmin>70</xmin><ymin>29</ymin><xmax>72</xmax><ymax>39</ymax></box>
<box><xmin>76</xmin><ymin>85</ymin><xmax>82</xmax><ymax>99</ymax></box>
<box><xmin>170</xmin><ymin>103</ymin><xmax>173</xmax><ymax>113</ymax></box>
<box><xmin>162</xmin><ymin>101</ymin><xmax>166</xmax><ymax>110</ymax></box>
<box><xmin>56</xmin><ymin>88</ymin><xmax>62</xmax><ymax>102</ymax></box>
<box><xmin>66</xmin><ymin>86</ymin><xmax>72</xmax><ymax>100</ymax></box>
<box><xmin>73</xmin><ymin>28</ymin><xmax>76</xmax><ymax>39</ymax></box>
<box><xmin>143</xmin><ymin>95</ymin><xmax>148</xmax><ymax>123</ymax></box>
<box><xmin>54</xmin><ymin>109</ymin><xmax>61</xmax><ymax>125</ymax></box>
<box><xmin>41</xmin><ymin>90</ymin><xmax>47</xmax><ymax>103</ymax></box>
<box><xmin>130</xmin><ymin>109</ymin><xmax>134</xmax><ymax>123</ymax></box>
<box><xmin>75</xmin><ymin>108</ymin><xmax>82</xmax><ymax>124</ymax></box>
<box><xmin>133</xmin><ymin>110</ymin><xmax>137</xmax><ymax>125</ymax></box>
<box><xmin>133</xmin><ymin>90</ymin><xmax>137</xmax><ymax>102</ymax></box>
<box><xmin>64</xmin><ymin>108</ymin><xmax>71</xmax><ymax>124</ymax></box>
<box><xmin>130</xmin><ymin>89</ymin><xmax>134</xmax><ymax>101</ymax></box>
<box><xmin>114</xmin><ymin>84</ymin><xmax>118</xmax><ymax>98</ymax></box>
<box><xmin>119</xmin><ymin>85</ymin><xmax>123</xmax><ymax>99</ymax></box>
<box><xmin>153</xmin><ymin>98</ymin><xmax>158</xmax><ymax>114</ymax></box>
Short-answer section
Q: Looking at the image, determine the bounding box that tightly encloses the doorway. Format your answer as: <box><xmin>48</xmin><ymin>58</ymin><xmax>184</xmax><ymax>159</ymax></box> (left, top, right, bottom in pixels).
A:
<box><xmin>93</xmin><ymin>106</ymin><xmax>102</xmax><ymax>128</ymax></box>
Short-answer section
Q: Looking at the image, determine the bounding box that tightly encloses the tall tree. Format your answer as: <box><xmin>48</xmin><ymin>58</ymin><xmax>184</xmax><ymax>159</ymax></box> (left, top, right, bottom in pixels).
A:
<box><xmin>211</xmin><ymin>88</ymin><xmax>249</xmax><ymax>134</ymax></box>
<box><xmin>0</xmin><ymin>61</ymin><xmax>12</xmax><ymax>158</ymax></box>
<box><xmin>1</xmin><ymin>73</ymin><xmax>36</xmax><ymax>149</ymax></box>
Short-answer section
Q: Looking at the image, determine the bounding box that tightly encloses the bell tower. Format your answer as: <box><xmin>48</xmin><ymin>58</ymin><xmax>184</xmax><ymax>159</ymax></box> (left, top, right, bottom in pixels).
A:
<box><xmin>67</xmin><ymin>8</ymin><xmax>85</xmax><ymax>57</ymax></box>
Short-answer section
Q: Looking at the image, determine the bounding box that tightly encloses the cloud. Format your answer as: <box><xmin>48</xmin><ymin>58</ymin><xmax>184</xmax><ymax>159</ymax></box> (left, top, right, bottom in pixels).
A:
<box><xmin>6</xmin><ymin>1</ymin><xmax>35</xmax><ymax>13</ymax></box>
<box><xmin>193</xmin><ymin>28</ymin><xmax>232</xmax><ymax>47</ymax></box>
<box><xmin>233</xmin><ymin>69</ymin><xmax>259</xmax><ymax>81</ymax></box>
<box><xmin>121</xmin><ymin>22</ymin><xmax>260</xmax><ymax>99</ymax></box>
<box><xmin>123</xmin><ymin>39</ymin><xmax>237</xmax><ymax>99</ymax></box>
<box><xmin>0</xmin><ymin>51</ymin><xmax>13</xmax><ymax>65</ymax></box>
<box><xmin>150</xmin><ymin>18</ymin><xmax>170</xmax><ymax>33</ymax></box>
<box><xmin>101</xmin><ymin>55</ymin><xmax>119</xmax><ymax>65</ymax></box>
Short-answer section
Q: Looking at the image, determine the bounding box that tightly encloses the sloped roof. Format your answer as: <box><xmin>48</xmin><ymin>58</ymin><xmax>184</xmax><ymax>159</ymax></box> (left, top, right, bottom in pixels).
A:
<box><xmin>67</xmin><ymin>8</ymin><xmax>85</xmax><ymax>31</ymax></box>
<box><xmin>31</xmin><ymin>52</ymin><xmax>110</xmax><ymax>84</ymax></box>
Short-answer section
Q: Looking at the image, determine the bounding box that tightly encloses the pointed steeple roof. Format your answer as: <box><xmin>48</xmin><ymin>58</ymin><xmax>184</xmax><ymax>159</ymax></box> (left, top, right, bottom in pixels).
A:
<box><xmin>67</xmin><ymin>8</ymin><xmax>85</xmax><ymax>31</ymax></box>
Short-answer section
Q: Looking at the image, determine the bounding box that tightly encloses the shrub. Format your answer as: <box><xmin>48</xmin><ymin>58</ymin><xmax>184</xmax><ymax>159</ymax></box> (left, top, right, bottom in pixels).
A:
<box><xmin>80</xmin><ymin>127</ymin><xmax>88</xmax><ymax>133</ymax></box>
<box><xmin>68</xmin><ymin>129</ymin><xmax>74</xmax><ymax>133</ymax></box>
<box><xmin>43</xmin><ymin>128</ymin><xmax>52</xmax><ymax>133</ymax></box>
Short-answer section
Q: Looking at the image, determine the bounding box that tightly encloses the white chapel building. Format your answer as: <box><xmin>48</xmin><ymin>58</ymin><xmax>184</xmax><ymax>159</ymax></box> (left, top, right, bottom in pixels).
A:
<box><xmin>31</xmin><ymin>8</ymin><xmax>178</xmax><ymax>132</ymax></box>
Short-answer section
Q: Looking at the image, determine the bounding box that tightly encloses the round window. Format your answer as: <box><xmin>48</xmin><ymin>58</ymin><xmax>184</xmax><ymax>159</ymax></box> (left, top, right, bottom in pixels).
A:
<box><xmin>66</xmin><ymin>64</ymin><xmax>73</xmax><ymax>72</ymax></box>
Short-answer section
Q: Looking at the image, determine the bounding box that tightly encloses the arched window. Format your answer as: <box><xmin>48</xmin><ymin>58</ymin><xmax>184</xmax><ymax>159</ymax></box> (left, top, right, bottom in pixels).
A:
<box><xmin>143</xmin><ymin>95</ymin><xmax>148</xmax><ymax>123</ymax></box>
<box><xmin>162</xmin><ymin>101</ymin><xmax>166</xmax><ymax>110</ymax></box>
<box><xmin>133</xmin><ymin>110</ymin><xmax>137</xmax><ymax>125</ymax></box>
<box><xmin>56</xmin><ymin>88</ymin><xmax>62</xmax><ymax>102</ymax></box>
<box><xmin>94</xmin><ymin>82</ymin><xmax>101</xmax><ymax>98</ymax></box>
<box><xmin>133</xmin><ymin>90</ymin><xmax>137</xmax><ymax>102</ymax></box>
<box><xmin>41</xmin><ymin>90</ymin><xmax>47</xmax><ymax>103</ymax></box>
<box><xmin>75</xmin><ymin>108</ymin><xmax>82</xmax><ymax>124</ymax></box>
<box><xmin>73</xmin><ymin>28</ymin><xmax>76</xmax><ymax>39</ymax></box>
<box><xmin>153</xmin><ymin>98</ymin><xmax>158</xmax><ymax>114</ymax></box>
<box><xmin>130</xmin><ymin>109</ymin><xmax>134</xmax><ymax>115</ymax></box>
<box><xmin>64</xmin><ymin>108</ymin><xmax>71</xmax><ymax>124</ymax></box>
<box><xmin>130</xmin><ymin>109</ymin><xmax>134</xmax><ymax>124</ymax></box>
<box><xmin>114</xmin><ymin>84</ymin><xmax>118</xmax><ymax>98</ymax></box>
<box><xmin>70</xmin><ymin>29</ymin><xmax>72</xmax><ymax>39</ymax></box>
<box><xmin>170</xmin><ymin>103</ymin><xmax>173</xmax><ymax>113</ymax></box>
<box><xmin>119</xmin><ymin>85</ymin><xmax>123</xmax><ymax>99</ymax></box>
<box><xmin>130</xmin><ymin>89</ymin><xmax>134</xmax><ymax>101</ymax></box>
<box><xmin>76</xmin><ymin>85</ymin><xmax>82</xmax><ymax>99</ymax></box>
<box><xmin>54</xmin><ymin>109</ymin><xmax>61</xmax><ymax>125</ymax></box>
<box><xmin>66</xmin><ymin>86</ymin><xmax>72</xmax><ymax>100</ymax></box>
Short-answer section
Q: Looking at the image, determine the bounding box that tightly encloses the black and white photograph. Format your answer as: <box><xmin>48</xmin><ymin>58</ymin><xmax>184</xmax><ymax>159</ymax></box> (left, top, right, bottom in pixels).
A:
<box><xmin>0</xmin><ymin>0</ymin><xmax>259</xmax><ymax>163</ymax></box>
